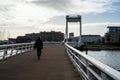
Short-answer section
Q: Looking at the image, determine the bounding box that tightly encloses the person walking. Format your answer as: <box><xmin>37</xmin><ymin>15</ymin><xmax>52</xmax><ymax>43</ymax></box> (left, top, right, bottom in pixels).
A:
<box><xmin>34</xmin><ymin>37</ymin><xmax>43</xmax><ymax>60</ymax></box>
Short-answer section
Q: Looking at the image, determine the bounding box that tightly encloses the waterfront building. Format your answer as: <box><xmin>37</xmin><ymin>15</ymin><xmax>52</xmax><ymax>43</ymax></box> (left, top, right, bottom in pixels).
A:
<box><xmin>105</xmin><ymin>26</ymin><xmax>120</xmax><ymax>45</ymax></box>
<box><xmin>71</xmin><ymin>35</ymin><xmax>102</xmax><ymax>44</ymax></box>
<box><xmin>69</xmin><ymin>33</ymin><xmax>74</xmax><ymax>38</ymax></box>
<box><xmin>16</xmin><ymin>36</ymin><xmax>32</xmax><ymax>43</ymax></box>
<box><xmin>40</xmin><ymin>31</ymin><xmax>64</xmax><ymax>42</ymax></box>
<box><xmin>82</xmin><ymin>35</ymin><xmax>102</xmax><ymax>44</ymax></box>
<box><xmin>15</xmin><ymin>31</ymin><xmax>64</xmax><ymax>43</ymax></box>
<box><xmin>25</xmin><ymin>33</ymin><xmax>40</xmax><ymax>41</ymax></box>
<box><xmin>8</xmin><ymin>38</ymin><xmax>16</xmax><ymax>43</ymax></box>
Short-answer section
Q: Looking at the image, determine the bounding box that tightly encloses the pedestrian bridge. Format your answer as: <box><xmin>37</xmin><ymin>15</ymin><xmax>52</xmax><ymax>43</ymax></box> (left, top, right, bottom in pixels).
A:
<box><xmin>0</xmin><ymin>42</ymin><xmax>120</xmax><ymax>80</ymax></box>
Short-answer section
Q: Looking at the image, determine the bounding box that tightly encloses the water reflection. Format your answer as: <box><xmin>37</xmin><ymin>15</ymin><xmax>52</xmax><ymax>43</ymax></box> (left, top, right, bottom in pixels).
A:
<box><xmin>85</xmin><ymin>50</ymin><xmax>120</xmax><ymax>71</ymax></box>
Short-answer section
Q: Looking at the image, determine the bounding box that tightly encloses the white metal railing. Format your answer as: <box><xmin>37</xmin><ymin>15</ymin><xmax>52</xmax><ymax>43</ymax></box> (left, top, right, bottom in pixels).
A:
<box><xmin>0</xmin><ymin>42</ymin><xmax>61</xmax><ymax>60</ymax></box>
<box><xmin>65</xmin><ymin>43</ymin><xmax>120</xmax><ymax>80</ymax></box>
<box><xmin>0</xmin><ymin>42</ymin><xmax>34</xmax><ymax>60</ymax></box>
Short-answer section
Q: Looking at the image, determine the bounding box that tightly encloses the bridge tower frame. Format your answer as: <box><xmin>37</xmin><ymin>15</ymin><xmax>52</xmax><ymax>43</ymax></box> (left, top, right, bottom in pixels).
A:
<box><xmin>65</xmin><ymin>15</ymin><xmax>82</xmax><ymax>45</ymax></box>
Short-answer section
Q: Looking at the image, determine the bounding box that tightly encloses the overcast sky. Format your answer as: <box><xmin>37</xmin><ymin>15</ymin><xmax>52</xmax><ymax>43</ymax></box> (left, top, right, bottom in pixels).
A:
<box><xmin>0</xmin><ymin>0</ymin><xmax>120</xmax><ymax>38</ymax></box>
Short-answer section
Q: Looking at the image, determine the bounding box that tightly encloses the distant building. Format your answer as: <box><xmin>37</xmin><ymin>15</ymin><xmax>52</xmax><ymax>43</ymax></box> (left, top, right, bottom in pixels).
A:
<box><xmin>105</xmin><ymin>26</ymin><xmax>120</xmax><ymax>45</ymax></box>
<box><xmin>82</xmin><ymin>35</ymin><xmax>102</xmax><ymax>44</ymax></box>
<box><xmin>14</xmin><ymin>31</ymin><xmax>64</xmax><ymax>43</ymax></box>
<box><xmin>71</xmin><ymin>35</ymin><xmax>102</xmax><ymax>44</ymax></box>
<box><xmin>16</xmin><ymin>36</ymin><xmax>32</xmax><ymax>43</ymax></box>
<box><xmin>8</xmin><ymin>38</ymin><xmax>16</xmax><ymax>43</ymax></box>
<box><xmin>40</xmin><ymin>31</ymin><xmax>64</xmax><ymax>41</ymax></box>
<box><xmin>25</xmin><ymin>33</ymin><xmax>40</xmax><ymax>41</ymax></box>
<box><xmin>69</xmin><ymin>33</ymin><xmax>74</xmax><ymax>38</ymax></box>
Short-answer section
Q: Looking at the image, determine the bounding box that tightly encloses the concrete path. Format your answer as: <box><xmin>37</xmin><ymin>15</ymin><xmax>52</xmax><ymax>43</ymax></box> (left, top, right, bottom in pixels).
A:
<box><xmin>0</xmin><ymin>45</ymin><xmax>82</xmax><ymax>80</ymax></box>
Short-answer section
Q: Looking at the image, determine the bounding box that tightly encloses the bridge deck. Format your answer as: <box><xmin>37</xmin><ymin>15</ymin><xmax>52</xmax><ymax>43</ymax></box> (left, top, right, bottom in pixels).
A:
<box><xmin>0</xmin><ymin>45</ymin><xmax>82</xmax><ymax>80</ymax></box>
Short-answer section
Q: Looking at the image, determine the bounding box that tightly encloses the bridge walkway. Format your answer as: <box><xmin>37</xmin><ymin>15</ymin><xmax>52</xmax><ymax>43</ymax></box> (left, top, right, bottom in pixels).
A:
<box><xmin>0</xmin><ymin>45</ymin><xmax>82</xmax><ymax>80</ymax></box>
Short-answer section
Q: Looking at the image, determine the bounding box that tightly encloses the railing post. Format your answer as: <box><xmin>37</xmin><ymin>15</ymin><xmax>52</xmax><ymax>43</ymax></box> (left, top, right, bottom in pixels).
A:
<box><xmin>30</xmin><ymin>44</ymin><xmax>33</xmax><ymax>50</ymax></box>
<box><xmin>3</xmin><ymin>47</ymin><xmax>7</xmax><ymax>59</ymax></box>
<box><xmin>21</xmin><ymin>45</ymin><xmax>23</xmax><ymax>53</ymax></box>
<box><xmin>101</xmin><ymin>72</ymin><xmax>108</xmax><ymax>80</ymax></box>
<box><xmin>16</xmin><ymin>46</ymin><xmax>19</xmax><ymax>54</ymax></box>
<box><xmin>86</xmin><ymin>61</ymin><xmax>94</xmax><ymax>80</ymax></box>
<box><xmin>25</xmin><ymin>44</ymin><xmax>27</xmax><ymax>52</ymax></box>
<box><xmin>10</xmin><ymin>46</ymin><xmax>13</xmax><ymax>56</ymax></box>
<box><xmin>28</xmin><ymin>44</ymin><xmax>32</xmax><ymax>51</ymax></box>
<box><xmin>28</xmin><ymin>44</ymin><xmax>30</xmax><ymax>51</ymax></box>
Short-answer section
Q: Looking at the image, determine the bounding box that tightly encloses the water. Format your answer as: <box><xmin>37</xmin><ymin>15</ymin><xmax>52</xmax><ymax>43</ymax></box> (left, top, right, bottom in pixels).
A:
<box><xmin>85</xmin><ymin>50</ymin><xmax>120</xmax><ymax>71</ymax></box>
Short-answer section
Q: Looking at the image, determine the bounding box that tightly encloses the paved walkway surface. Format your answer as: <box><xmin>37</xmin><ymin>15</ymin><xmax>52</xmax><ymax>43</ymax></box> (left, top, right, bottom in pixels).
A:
<box><xmin>0</xmin><ymin>45</ymin><xmax>82</xmax><ymax>80</ymax></box>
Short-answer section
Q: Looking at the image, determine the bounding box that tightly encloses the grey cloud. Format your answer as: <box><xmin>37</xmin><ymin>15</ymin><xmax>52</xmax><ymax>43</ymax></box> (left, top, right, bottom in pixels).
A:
<box><xmin>27</xmin><ymin>0</ymin><xmax>116</xmax><ymax>14</ymax></box>
<box><xmin>28</xmin><ymin>0</ymin><xmax>73</xmax><ymax>12</ymax></box>
<box><xmin>0</xmin><ymin>4</ymin><xmax>14</xmax><ymax>14</ymax></box>
<box><xmin>0</xmin><ymin>3</ymin><xmax>16</xmax><ymax>22</ymax></box>
<box><xmin>0</xmin><ymin>5</ymin><xmax>10</xmax><ymax>12</ymax></box>
<box><xmin>0</xmin><ymin>23</ymin><xmax>35</xmax><ymax>30</ymax></box>
<box><xmin>45</xmin><ymin>15</ymin><xmax>65</xmax><ymax>25</ymax></box>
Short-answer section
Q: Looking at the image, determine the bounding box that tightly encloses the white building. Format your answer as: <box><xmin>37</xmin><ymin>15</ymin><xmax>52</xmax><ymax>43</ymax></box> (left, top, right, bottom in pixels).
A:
<box><xmin>71</xmin><ymin>35</ymin><xmax>102</xmax><ymax>44</ymax></box>
<box><xmin>82</xmin><ymin>35</ymin><xmax>102</xmax><ymax>44</ymax></box>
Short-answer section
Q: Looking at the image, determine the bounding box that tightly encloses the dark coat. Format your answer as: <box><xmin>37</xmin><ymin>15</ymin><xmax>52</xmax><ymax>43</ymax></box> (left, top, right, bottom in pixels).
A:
<box><xmin>34</xmin><ymin>38</ymin><xmax>43</xmax><ymax>51</ymax></box>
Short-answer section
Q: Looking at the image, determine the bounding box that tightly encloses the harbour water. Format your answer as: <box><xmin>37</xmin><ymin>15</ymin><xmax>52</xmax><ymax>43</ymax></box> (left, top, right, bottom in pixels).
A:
<box><xmin>86</xmin><ymin>50</ymin><xmax>120</xmax><ymax>71</ymax></box>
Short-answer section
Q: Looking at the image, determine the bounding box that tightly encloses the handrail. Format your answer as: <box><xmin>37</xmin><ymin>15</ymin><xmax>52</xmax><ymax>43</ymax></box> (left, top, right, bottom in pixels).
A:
<box><xmin>0</xmin><ymin>42</ymin><xmax>34</xmax><ymax>60</ymax></box>
<box><xmin>65</xmin><ymin>43</ymin><xmax>120</xmax><ymax>80</ymax></box>
<box><xmin>0</xmin><ymin>42</ymin><xmax>61</xmax><ymax>60</ymax></box>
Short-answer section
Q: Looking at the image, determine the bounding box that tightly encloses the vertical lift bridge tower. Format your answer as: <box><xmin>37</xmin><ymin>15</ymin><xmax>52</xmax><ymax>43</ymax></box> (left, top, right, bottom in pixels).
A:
<box><xmin>65</xmin><ymin>15</ymin><xmax>82</xmax><ymax>47</ymax></box>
